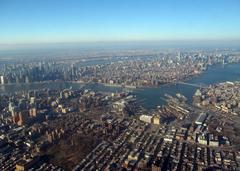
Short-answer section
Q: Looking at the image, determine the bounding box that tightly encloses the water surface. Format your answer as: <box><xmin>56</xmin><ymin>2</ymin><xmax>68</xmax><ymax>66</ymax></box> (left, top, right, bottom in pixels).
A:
<box><xmin>1</xmin><ymin>63</ymin><xmax>240</xmax><ymax>109</ymax></box>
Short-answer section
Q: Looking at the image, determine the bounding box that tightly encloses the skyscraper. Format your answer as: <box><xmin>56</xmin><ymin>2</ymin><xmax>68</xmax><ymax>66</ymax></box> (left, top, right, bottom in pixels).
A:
<box><xmin>0</xmin><ymin>75</ymin><xmax>4</xmax><ymax>84</ymax></box>
<box><xmin>18</xmin><ymin>111</ymin><xmax>29</xmax><ymax>126</ymax></box>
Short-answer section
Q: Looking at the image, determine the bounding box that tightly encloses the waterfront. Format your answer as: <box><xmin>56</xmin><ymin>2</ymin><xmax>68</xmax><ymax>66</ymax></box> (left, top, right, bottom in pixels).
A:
<box><xmin>1</xmin><ymin>63</ymin><xmax>240</xmax><ymax>109</ymax></box>
<box><xmin>135</xmin><ymin>63</ymin><xmax>240</xmax><ymax>109</ymax></box>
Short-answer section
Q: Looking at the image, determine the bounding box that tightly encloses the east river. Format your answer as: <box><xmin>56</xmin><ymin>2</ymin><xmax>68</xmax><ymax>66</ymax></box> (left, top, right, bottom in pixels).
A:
<box><xmin>1</xmin><ymin>63</ymin><xmax>240</xmax><ymax>109</ymax></box>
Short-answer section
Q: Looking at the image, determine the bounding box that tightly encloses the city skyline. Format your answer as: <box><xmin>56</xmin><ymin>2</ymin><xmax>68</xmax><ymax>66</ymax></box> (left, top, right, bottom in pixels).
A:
<box><xmin>0</xmin><ymin>0</ymin><xmax>240</xmax><ymax>49</ymax></box>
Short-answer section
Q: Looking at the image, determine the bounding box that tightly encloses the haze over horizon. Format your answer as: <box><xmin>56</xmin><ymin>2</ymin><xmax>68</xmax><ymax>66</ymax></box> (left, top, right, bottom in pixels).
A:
<box><xmin>0</xmin><ymin>0</ymin><xmax>240</xmax><ymax>50</ymax></box>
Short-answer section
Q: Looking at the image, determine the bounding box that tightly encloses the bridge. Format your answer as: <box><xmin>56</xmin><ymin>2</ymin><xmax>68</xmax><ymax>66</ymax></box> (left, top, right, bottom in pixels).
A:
<box><xmin>177</xmin><ymin>81</ymin><xmax>208</xmax><ymax>88</ymax></box>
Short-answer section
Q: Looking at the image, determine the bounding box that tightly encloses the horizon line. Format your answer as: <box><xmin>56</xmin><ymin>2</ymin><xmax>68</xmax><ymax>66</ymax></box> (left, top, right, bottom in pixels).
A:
<box><xmin>1</xmin><ymin>38</ymin><xmax>240</xmax><ymax>46</ymax></box>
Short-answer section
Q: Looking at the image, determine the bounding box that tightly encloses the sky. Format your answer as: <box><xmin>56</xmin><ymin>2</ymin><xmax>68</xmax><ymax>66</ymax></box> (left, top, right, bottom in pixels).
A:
<box><xmin>0</xmin><ymin>0</ymin><xmax>240</xmax><ymax>49</ymax></box>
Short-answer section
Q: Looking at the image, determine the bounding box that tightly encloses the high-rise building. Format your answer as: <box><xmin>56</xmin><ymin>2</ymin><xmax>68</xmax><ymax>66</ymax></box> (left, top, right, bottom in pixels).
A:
<box><xmin>30</xmin><ymin>97</ymin><xmax>35</xmax><ymax>104</ymax></box>
<box><xmin>0</xmin><ymin>75</ymin><xmax>4</xmax><ymax>84</ymax></box>
<box><xmin>29</xmin><ymin>108</ymin><xmax>37</xmax><ymax>117</ymax></box>
<box><xmin>18</xmin><ymin>111</ymin><xmax>29</xmax><ymax>126</ymax></box>
<box><xmin>152</xmin><ymin>115</ymin><xmax>160</xmax><ymax>125</ymax></box>
<box><xmin>177</xmin><ymin>52</ymin><xmax>181</xmax><ymax>60</ymax></box>
<box><xmin>9</xmin><ymin>102</ymin><xmax>15</xmax><ymax>115</ymax></box>
<box><xmin>12</xmin><ymin>112</ymin><xmax>20</xmax><ymax>124</ymax></box>
<box><xmin>25</xmin><ymin>76</ymin><xmax>29</xmax><ymax>83</ymax></box>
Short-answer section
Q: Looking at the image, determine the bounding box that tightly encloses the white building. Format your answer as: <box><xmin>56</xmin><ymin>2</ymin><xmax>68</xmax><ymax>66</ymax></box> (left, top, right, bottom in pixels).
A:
<box><xmin>30</xmin><ymin>97</ymin><xmax>35</xmax><ymax>104</ymax></box>
<box><xmin>0</xmin><ymin>76</ymin><xmax>4</xmax><ymax>84</ymax></box>
<box><xmin>139</xmin><ymin>115</ymin><xmax>152</xmax><ymax>123</ymax></box>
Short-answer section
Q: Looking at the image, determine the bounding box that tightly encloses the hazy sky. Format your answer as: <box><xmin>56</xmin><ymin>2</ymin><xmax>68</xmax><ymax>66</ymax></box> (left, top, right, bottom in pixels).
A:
<box><xmin>0</xmin><ymin>0</ymin><xmax>240</xmax><ymax>46</ymax></box>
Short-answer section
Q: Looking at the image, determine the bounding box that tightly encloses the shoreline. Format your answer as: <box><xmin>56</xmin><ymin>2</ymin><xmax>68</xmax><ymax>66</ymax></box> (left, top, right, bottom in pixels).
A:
<box><xmin>0</xmin><ymin>63</ymin><xmax>238</xmax><ymax>90</ymax></box>
<box><xmin>1</xmin><ymin>63</ymin><xmax>240</xmax><ymax>110</ymax></box>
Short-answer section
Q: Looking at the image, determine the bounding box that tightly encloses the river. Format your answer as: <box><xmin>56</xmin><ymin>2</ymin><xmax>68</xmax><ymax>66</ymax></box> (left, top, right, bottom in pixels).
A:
<box><xmin>1</xmin><ymin>63</ymin><xmax>240</xmax><ymax>110</ymax></box>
